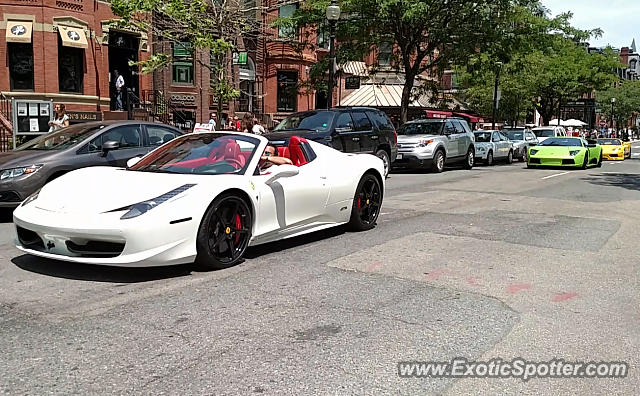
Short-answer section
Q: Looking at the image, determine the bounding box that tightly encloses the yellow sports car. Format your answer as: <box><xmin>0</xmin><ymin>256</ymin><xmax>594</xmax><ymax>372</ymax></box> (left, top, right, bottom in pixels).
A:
<box><xmin>597</xmin><ymin>138</ymin><xmax>625</xmax><ymax>161</ymax></box>
<box><xmin>623</xmin><ymin>139</ymin><xmax>632</xmax><ymax>159</ymax></box>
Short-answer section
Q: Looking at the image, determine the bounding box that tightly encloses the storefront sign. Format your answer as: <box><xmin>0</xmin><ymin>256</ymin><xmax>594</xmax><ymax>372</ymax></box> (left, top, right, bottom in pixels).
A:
<box><xmin>345</xmin><ymin>76</ymin><xmax>360</xmax><ymax>90</ymax></box>
<box><xmin>66</xmin><ymin>111</ymin><xmax>102</xmax><ymax>123</ymax></box>
<box><xmin>170</xmin><ymin>93</ymin><xmax>196</xmax><ymax>106</ymax></box>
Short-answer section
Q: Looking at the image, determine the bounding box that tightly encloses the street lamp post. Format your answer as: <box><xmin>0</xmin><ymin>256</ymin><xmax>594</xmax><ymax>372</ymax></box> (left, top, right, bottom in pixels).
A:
<box><xmin>326</xmin><ymin>0</ymin><xmax>340</xmax><ymax>109</ymax></box>
<box><xmin>491</xmin><ymin>62</ymin><xmax>503</xmax><ymax>130</ymax></box>
<box><xmin>611</xmin><ymin>97</ymin><xmax>616</xmax><ymax>135</ymax></box>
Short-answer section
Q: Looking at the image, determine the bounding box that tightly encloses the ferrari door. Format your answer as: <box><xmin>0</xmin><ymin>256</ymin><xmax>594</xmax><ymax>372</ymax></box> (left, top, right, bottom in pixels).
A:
<box><xmin>253</xmin><ymin>158</ymin><xmax>330</xmax><ymax>236</ymax></box>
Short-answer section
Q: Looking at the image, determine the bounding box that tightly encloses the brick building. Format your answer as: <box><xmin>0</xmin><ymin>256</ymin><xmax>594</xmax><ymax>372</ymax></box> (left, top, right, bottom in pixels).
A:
<box><xmin>0</xmin><ymin>0</ymin><xmax>152</xmax><ymax>125</ymax></box>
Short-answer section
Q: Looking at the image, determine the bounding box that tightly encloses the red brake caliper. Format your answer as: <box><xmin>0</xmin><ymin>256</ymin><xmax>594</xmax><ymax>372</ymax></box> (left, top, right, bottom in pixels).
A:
<box><xmin>356</xmin><ymin>197</ymin><xmax>361</xmax><ymax>210</ymax></box>
<box><xmin>234</xmin><ymin>214</ymin><xmax>242</xmax><ymax>244</ymax></box>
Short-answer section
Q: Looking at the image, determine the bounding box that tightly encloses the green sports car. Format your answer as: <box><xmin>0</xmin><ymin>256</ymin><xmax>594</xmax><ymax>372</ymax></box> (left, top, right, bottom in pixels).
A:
<box><xmin>527</xmin><ymin>137</ymin><xmax>602</xmax><ymax>169</ymax></box>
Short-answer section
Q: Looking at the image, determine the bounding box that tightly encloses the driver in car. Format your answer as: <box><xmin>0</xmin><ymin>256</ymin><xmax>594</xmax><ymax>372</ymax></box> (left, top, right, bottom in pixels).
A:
<box><xmin>259</xmin><ymin>144</ymin><xmax>292</xmax><ymax>174</ymax></box>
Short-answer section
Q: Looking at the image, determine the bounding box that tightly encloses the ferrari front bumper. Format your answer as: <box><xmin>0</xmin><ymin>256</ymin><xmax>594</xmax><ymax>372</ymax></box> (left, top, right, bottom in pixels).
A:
<box><xmin>13</xmin><ymin>206</ymin><xmax>197</xmax><ymax>267</ymax></box>
<box><xmin>602</xmin><ymin>153</ymin><xmax>624</xmax><ymax>161</ymax></box>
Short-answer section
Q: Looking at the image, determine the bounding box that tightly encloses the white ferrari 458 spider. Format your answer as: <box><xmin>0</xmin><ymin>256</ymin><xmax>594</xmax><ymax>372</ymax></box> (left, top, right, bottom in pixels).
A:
<box><xmin>13</xmin><ymin>132</ymin><xmax>385</xmax><ymax>269</ymax></box>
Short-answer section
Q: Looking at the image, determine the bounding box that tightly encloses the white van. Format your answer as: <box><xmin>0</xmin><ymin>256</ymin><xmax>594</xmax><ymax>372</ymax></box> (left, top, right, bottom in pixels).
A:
<box><xmin>532</xmin><ymin>126</ymin><xmax>567</xmax><ymax>143</ymax></box>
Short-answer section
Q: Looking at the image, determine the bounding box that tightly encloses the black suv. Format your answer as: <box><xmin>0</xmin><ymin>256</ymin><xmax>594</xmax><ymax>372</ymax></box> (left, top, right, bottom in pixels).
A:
<box><xmin>267</xmin><ymin>107</ymin><xmax>398</xmax><ymax>176</ymax></box>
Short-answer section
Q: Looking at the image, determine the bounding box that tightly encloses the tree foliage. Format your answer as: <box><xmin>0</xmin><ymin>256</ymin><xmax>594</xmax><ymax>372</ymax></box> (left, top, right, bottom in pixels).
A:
<box><xmin>110</xmin><ymin>0</ymin><xmax>260</xmax><ymax>116</ymax></box>
<box><xmin>458</xmin><ymin>5</ymin><xmax>621</xmax><ymax>126</ymax></box>
<box><xmin>284</xmin><ymin>0</ymin><xmax>534</xmax><ymax>122</ymax></box>
<box><xmin>596</xmin><ymin>81</ymin><xmax>640</xmax><ymax>128</ymax></box>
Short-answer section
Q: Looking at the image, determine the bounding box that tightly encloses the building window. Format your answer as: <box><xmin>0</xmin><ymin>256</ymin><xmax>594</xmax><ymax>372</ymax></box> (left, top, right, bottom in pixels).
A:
<box><xmin>58</xmin><ymin>39</ymin><xmax>84</xmax><ymax>93</ymax></box>
<box><xmin>8</xmin><ymin>43</ymin><xmax>34</xmax><ymax>91</ymax></box>
<box><xmin>277</xmin><ymin>71</ymin><xmax>298</xmax><ymax>112</ymax></box>
<box><xmin>378</xmin><ymin>42</ymin><xmax>392</xmax><ymax>67</ymax></box>
<box><xmin>278</xmin><ymin>3</ymin><xmax>298</xmax><ymax>39</ymax></box>
<box><xmin>173</xmin><ymin>42</ymin><xmax>194</xmax><ymax>84</ymax></box>
<box><xmin>317</xmin><ymin>25</ymin><xmax>329</xmax><ymax>49</ymax></box>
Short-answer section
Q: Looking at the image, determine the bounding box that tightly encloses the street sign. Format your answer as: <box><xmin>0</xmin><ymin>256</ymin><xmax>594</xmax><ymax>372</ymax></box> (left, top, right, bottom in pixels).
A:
<box><xmin>232</xmin><ymin>52</ymin><xmax>248</xmax><ymax>65</ymax></box>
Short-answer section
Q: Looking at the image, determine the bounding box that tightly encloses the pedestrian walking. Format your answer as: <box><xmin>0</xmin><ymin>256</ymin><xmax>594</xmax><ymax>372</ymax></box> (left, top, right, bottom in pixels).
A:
<box><xmin>48</xmin><ymin>103</ymin><xmax>69</xmax><ymax>132</ymax></box>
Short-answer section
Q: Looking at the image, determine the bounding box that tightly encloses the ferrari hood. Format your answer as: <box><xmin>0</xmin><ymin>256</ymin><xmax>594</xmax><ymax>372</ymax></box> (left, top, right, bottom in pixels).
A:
<box><xmin>601</xmin><ymin>145</ymin><xmax>622</xmax><ymax>154</ymax></box>
<box><xmin>34</xmin><ymin>167</ymin><xmax>215</xmax><ymax>214</ymax></box>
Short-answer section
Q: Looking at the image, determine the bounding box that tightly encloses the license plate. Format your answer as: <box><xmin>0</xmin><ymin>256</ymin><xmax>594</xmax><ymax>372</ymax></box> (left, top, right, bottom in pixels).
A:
<box><xmin>396</xmin><ymin>154</ymin><xmax>403</xmax><ymax>160</ymax></box>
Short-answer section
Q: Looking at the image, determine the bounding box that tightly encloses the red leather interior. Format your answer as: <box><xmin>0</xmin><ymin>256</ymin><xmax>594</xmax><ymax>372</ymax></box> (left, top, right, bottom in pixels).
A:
<box><xmin>277</xmin><ymin>147</ymin><xmax>290</xmax><ymax>158</ymax></box>
<box><xmin>223</xmin><ymin>142</ymin><xmax>246</xmax><ymax>167</ymax></box>
<box><xmin>288</xmin><ymin>136</ymin><xmax>309</xmax><ymax>166</ymax></box>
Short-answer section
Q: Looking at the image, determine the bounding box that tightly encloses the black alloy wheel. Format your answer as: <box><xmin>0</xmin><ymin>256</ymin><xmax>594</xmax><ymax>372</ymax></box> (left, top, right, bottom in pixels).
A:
<box><xmin>581</xmin><ymin>152</ymin><xmax>589</xmax><ymax>169</ymax></box>
<box><xmin>348</xmin><ymin>174</ymin><xmax>382</xmax><ymax>231</ymax></box>
<box><xmin>195</xmin><ymin>194</ymin><xmax>252</xmax><ymax>270</ymax></box>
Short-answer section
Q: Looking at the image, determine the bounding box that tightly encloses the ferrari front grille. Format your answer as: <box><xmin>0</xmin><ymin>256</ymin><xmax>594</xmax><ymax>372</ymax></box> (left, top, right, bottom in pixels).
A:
<box><xmin>562</xmin><ymin>159</ymin><xmax>575</xmax><ymax>165</ymax></box>
<box><xmin>65</xmin><ymin>241</ymin><xmax>125</xmax><ymax>258</ymax></box>
<box><xmin>16</xmin><ymin>226</ymin><xmax>45</xmax><ymax>250</ymax></box>
<box><xmin>529</xmin><ymin>158</ymin><xmax>541</xmax><ymax>164</ymax></box>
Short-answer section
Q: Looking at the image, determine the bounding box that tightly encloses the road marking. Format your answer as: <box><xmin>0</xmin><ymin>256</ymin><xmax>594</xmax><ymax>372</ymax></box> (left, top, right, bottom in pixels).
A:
<box><xmin>606</xmin><ymin>162</ymin><xmax>621</xmax><ymax>165</ymax></box>
<box><xmin>541</xmin><ymin>172</ymin><xmax>570</xmax><ymax>180</ymax></box>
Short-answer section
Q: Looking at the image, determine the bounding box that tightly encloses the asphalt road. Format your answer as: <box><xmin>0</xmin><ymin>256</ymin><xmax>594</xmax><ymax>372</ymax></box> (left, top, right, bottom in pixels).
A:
<box><xmin>2</xmin><ymin>143</ymin><xmax>640</xmax><ymax>395</ymax></box>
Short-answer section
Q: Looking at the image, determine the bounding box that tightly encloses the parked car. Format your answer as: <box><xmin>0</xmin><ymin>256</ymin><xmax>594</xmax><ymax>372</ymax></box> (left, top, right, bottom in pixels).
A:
<box><xmin>267</xmin><ymin>108</ymin><xmax>397</xmax><ymax>177</ymax></box>
<box><xmin>503</xmin><ymin>128</ymin><xmax>539</xmax><ymax>161</ymax></box>
<box><xmin>532</xmin><ymin>126</ymin><xmax>567</xmax><ymax>143</ymax></box>
<box><xmin>394</xmin><ymin>118</ymin><xmax>475</xmax><ymax>173</ymax></box>
<box><xmin>0</xmin><ymin>121</ymin><xmax>183</xmax><ymax>207</ymax></box>
<box><xmin>473</xmin><ymin>130</ymin><xmax>514</xmax><ymax>165</ymax></box>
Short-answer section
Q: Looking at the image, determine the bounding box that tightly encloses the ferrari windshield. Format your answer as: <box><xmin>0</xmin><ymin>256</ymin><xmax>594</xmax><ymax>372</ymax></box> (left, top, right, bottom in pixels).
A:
<box><xmin>538</xmin><ymin>138</ymin><xmax>582</xmax><ymax>147</ymax></box>
<box><xmin>505</xmin><ymin>131</ymin><xmax>524</xmax><ymax>140</ymax></box>
<box><xmin>273</xmin><ymin>111</ymin><xmax>335</xmax><ymax>132</ymax></box>
<box><xmin>597</xmin><ymin>139</ymin><xmax>622</xmax><ymax>145</ymax></box>
<box><xmin>398</xmin><ymin>122</ymin><xmax>443</xmax><ymax>135</ymax></box>
<box><xmin>130</xmin><ymin>133</ymin><xmax>260</xmax><ymax>175</ymax></box>
<box><xmin>16</xmin><ymin>124</ymin><xmax>104</xmax><ymax>151</ymax></box>
<box><xmin>474</xmin><ymin>132</ymin><xmax>492</xmax><ymax>142</ymax></box>
<box><xmin>534</xmin><ymin>129</ymin><xmax>555</xmax><ymax>138</ymax></box>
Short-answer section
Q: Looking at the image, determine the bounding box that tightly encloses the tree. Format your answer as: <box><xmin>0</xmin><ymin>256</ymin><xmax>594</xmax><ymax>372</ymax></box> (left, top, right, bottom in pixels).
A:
<box><xmin>109</xmin><ymin>0</ymin><xmax>261</xmax><ymax>118</ymax></box>
<box><xmin>596</xmin><ymin>81</ymin><xmax>640</xmax><ymax>129</ymax></box>
<box><xmin>283</xmin><ymin>0</ymin><xmax>527</xmax><ymax>123</ymax></box>
<box><xmin>458</xmin><ymin>3</ymin><xmax>620</xmax><ymax>126</ymax></box>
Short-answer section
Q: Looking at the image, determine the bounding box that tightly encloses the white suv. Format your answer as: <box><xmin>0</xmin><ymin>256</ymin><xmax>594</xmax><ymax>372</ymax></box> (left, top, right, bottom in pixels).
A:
<box><xmin>532</xmin><ymin>126</ymin><xmax>567</xmax><ymax>143</ymax></box>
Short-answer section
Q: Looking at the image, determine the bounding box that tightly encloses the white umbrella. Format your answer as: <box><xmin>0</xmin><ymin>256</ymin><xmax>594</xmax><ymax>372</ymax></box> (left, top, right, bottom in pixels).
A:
<box><xmin>562</xmin><ymin>119</ymin><xmax>587</xmax><ymax>127</ymax></box>
<box><xmin>548</xmin><ymin>119</ymin><xmax>562</xmax><ymax>126</ymax></box>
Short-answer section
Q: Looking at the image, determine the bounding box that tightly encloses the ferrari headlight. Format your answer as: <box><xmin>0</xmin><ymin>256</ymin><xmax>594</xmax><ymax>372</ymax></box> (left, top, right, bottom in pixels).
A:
<box><xmin>530</xmin><ymin>149</ymin><xmax>538</xmax><ymax>155</ymax></box>
<box><xmin>118</xmin><ymin>184</ymin><xmax>196</xmax><ymax>220</ymax></box>
<box><xmin>476</xmin><ymin>146</ymin><xmax>486</xmax><ymax>152</ymax></box>
<box><xmin>0</xmin><ymin>165</ymin><xmax>43</xmax><ymax>180</ymax></box>
<box><xmin>21</xmin><ymin>189</ymin><xmax>40</xmax><ymax>207</ymax></box>
<box><xmin>569</xmin><ymin>150</ymin><xmax>580</xmax><ymax>156</ymax></box>
<box><xmin>612</xmin><ymin>148</ymin><xmax>619</xmax><ymax>153</ymax></box>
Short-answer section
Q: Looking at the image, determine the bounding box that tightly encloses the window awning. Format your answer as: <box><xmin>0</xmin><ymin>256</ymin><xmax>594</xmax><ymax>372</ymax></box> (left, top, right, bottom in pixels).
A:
<box><xmin>425</xmin><ymin>110</ymin><xmax>452</xmax><ymax>119</ymax></box>
<box><xmin>6</xmin><ymin>21</ymin><xmax>32</xmax><ymax>43</ymax></box>
<box><xmin>453</xmin><ymin>112</ymin><xmax>484</xmax><ymax>123</ymax></box>
<box><xmin>58</xmin><ymin>25</ymin><xmax>88</xmax><ymax>48</ymax></box>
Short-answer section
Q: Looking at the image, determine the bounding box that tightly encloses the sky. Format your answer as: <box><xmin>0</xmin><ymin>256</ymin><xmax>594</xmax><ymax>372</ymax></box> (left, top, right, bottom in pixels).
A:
<box><xmin>541</xmin><ymin>0</ymin><xmax>639</xmax><ymax>49</ymax></box>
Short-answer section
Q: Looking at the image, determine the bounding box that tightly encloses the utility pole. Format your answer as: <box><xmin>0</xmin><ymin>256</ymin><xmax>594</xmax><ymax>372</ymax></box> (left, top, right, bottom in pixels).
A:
<box><xmin>491</xmin><ymin>62</ymin><xmax>502</xmax><ymax>130</ymax></box>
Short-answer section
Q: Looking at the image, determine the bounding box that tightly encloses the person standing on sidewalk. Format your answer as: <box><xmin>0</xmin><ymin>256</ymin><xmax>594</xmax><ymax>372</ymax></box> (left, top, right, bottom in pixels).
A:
<box><xmin>114</xmin><ymin>70</ymin><xmax>125</xmax><ymax>110</ymax></box>
<box><xmin>47</xmin><ymin>103</ymin><xmax>69</xmax><ymax>132</ymax></box>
